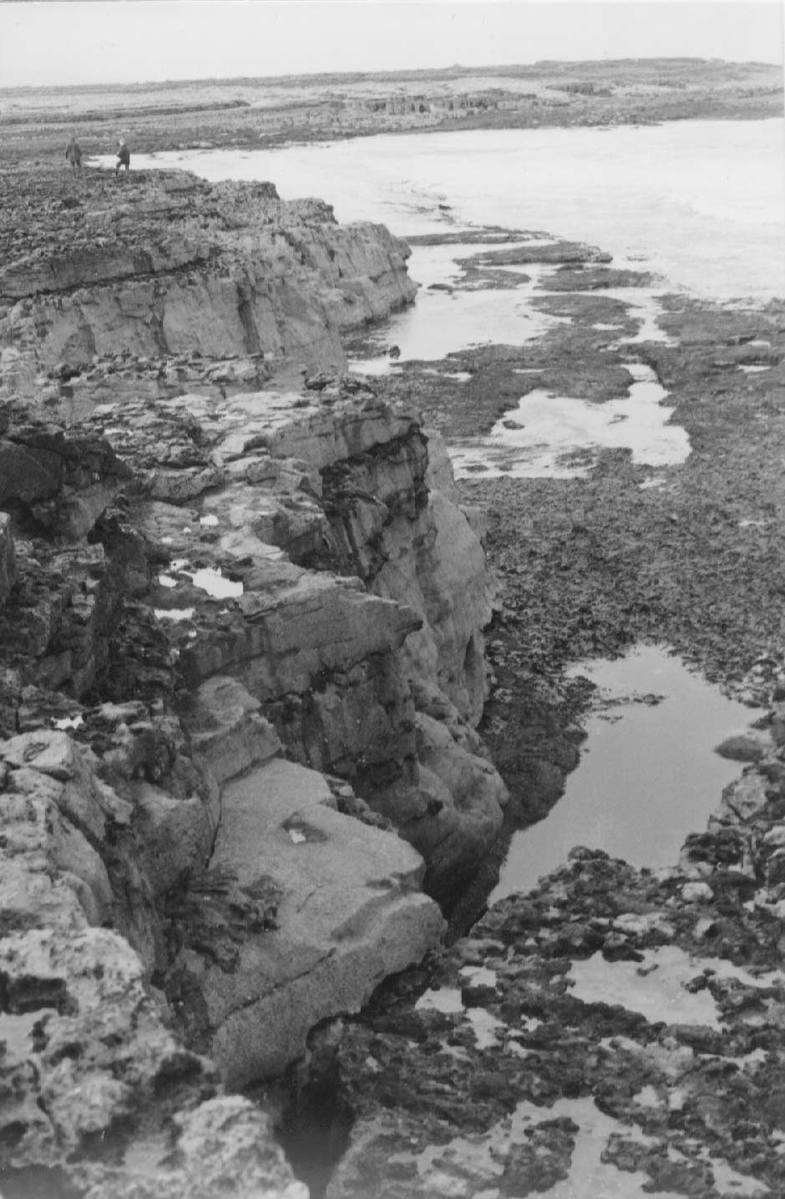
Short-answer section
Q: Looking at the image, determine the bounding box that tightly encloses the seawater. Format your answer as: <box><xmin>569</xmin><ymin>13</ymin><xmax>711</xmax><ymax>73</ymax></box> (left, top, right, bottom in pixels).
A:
<box><xmin>492</xmin><ymin>646</ymin><xmax>754</xmax><ymax>902</ymax></box>
<box><xmin>138</xmin><ymin>118</ymin><xmax>785</xmax><ymax>301</ymax></box>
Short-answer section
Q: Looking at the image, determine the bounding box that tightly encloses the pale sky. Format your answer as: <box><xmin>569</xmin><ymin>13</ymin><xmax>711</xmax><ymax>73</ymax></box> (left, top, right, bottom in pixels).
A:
<box><xmin>0</xmin><ymin>1</ymin><xmax>782</xmax><ymax>90</ymax></box>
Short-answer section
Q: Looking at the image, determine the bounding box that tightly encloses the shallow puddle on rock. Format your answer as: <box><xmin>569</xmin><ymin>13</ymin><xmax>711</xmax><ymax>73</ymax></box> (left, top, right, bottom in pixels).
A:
<box><xmin>464</xmin><ymin>1007</ymin><xmax>505</xmax><ymax>1049</ymax></box>
<box><xmin>460</xmin><ymin>965</ymin><xmax>497</xmax><ymax>988</ymax></box>
<box><xmin>415</xmin><ymin>987</ymin><xmax>463</xmax><ymax>1014</ymax></box>
<box><xmin>601</xmin><ymin>287</ymin><xmax>676</xmax><ymax>345</ymax></box>
<box><xmin>190</xmin><ymin>567</ymin><xmax>244</xmax><ymax>599</ymax></box>
<box><xmin>154</xmin><ymin>607</ymin><xmax>195</xmax><ymax>622</ymax></box>
<box><xmin>493</xmin><ymin>645</ymin><xmax>754</xmax><ymax>901</ymax></box>
<box><xmin>53</xmin><ymin>714</ymin><xmax>83</xmax><ymax>730</ymax></box>
<box><xmin>568</xmin><ymin>946</ymin><xmax>724</xmax><ymax>1028</ymax></box>
<box><xmin>450</xmin><ymin>362</ymin><xmax>689</xmax><ymax>479</ymax></box>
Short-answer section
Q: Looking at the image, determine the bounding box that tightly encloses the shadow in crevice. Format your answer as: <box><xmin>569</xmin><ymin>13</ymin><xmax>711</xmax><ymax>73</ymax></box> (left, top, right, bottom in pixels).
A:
<box><xmin>273</xmin><ymin>1030</ymin><xmax>356</xmax><ymax>1199</ymax></box>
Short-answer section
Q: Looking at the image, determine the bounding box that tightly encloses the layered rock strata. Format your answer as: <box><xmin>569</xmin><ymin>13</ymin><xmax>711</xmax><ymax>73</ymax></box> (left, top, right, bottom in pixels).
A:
<box><xmin>0</xmin><ymin>167</ymin><xmax>505</xmax><ymax>1193</ymax></box>
<box><xmin>0</xmin><ymin>167</ymin><xmax>417</xmax><ymax>404</ymax></box>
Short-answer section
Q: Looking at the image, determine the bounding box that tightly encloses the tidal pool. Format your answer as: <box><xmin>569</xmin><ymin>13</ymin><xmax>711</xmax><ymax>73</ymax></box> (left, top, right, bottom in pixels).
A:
<box><xmin>492</xmin><ymin>645</ymin><xmax>755</xmax><ymax>902</ymax></box>
<box><xmin>569</xmin><ymin>946</ymin><xmax>783</xmax><ymax>1031</ymax></box>
<box><xmin>450</xmin><ymin>362</ymin><xmax>689</xmax><ymax>480</ymax></box>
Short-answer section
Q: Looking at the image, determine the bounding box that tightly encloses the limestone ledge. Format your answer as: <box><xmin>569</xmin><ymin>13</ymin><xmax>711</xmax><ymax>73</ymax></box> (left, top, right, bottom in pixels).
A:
<box><xmin>74</xmin><ymin>375</ymin><xmax>508</xmax><ymax>901</ymax></box>
<box><xmin>0</xmin><ymin>369</ymin><xmax>508</xmax><ymax>1190</ymax></box>
<box><xmin>0</xmin><ymin>384</ymin><xmax>507</xmax><ymax>891</ymax></box>
<box><xmin>0</xmin><ymin>168</ymin><xmax>417</xmax><ymax>395</ymax></box>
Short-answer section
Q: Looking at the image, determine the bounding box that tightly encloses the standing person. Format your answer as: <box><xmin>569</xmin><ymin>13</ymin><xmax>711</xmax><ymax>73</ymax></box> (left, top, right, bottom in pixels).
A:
<box><xmin>115</xmin><ymin>139</ymin><xmax>130</xmax><ymax>175</ymax></box>
<box><xmin>65</xmin><ymin>137</ymin><xmax>82</xmax><ymax>173</ymax></box>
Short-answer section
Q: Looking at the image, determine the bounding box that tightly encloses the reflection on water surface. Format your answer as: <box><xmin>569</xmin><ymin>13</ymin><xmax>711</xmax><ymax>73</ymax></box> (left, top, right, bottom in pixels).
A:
<box><xmin>493</xmin><ymin>645</ymin><xmax>754</xmax><ymax>902</ymax></box>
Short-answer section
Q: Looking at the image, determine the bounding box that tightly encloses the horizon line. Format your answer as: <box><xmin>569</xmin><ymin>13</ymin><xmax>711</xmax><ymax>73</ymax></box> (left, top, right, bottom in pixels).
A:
<box><xmin>1</xmin><ymin>54</ymin><xmax>782</xmax><ymax>96</ymax></box>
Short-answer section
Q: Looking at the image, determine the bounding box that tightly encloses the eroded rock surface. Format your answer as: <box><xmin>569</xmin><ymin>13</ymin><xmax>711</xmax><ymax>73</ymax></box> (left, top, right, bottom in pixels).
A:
<box><xmin>0</xmin><ymin>164</ymin><xmax>504</xmax><ymax>1194</ymax></box>
<box><xmin>0</xmin><ymin>168</ymin><xmax>416</xmax><ymax>396</ymax></box>
<box><xmin>68</xmin><ymin>376</ymin><xmax>507</xmax><ymax>899</ymax></box>
<box><xmin>0</xmin><ymin>730</ymin><xmax>307</xmax><ymax>1198</ymax></box>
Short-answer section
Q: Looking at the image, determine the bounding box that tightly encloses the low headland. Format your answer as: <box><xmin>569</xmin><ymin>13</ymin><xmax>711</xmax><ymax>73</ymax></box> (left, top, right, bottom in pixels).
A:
<box><xmin>1</xmin><ymin>60</ymin><xmax>785</xmax><ymax>1199</ymax></box>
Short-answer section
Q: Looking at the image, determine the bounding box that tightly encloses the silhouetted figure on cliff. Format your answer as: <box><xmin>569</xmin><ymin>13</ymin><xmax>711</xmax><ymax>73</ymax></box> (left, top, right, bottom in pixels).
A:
<box><xmin>115</xmin><ymin>140</ymin><xmax>130</xmax><ymax>175</ymax></box>
<box><xmin>65</xmin><ymin>138</ymin><xmax>82</xmax><ymax>173</ymax></box>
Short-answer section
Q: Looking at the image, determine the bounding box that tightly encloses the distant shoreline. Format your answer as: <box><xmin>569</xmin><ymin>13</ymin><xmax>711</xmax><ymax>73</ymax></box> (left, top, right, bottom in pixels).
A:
<box><xmin>1</xmin><ymin>58</ymin><xmax>780</xmax><ymax>165</ymax></box>
<box><xmin>2</xmin><ymin>56</ymin><xmax>781</xmax><ymax>96</ymax></box>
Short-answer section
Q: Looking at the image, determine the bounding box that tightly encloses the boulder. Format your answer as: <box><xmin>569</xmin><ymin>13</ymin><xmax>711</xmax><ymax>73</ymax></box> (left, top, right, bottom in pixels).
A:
<box><xmin>84</xmin><ymin>1097</ymin><xmax>309</xmax><ymax>1199</ymax></box>
<box><xmin>0</xmin><ymin>424</ymin><xmax>132</xmax><ymax>540</ymax></box>
<box><xmin>715</xmin><ymin>729</ymin><xmax>773</xmax><ymax>762</ymax></box>
<box><xmin>412</xmin><ymin>712</ymin><xmax>508</xmax><ymax>901</ymax></box>
<box><xmin>177</xmin><ymin>757</ymin><xmax>445</xmax><ymax>1085</ymax></box>
<box><xmin>1</xmin><ymin>731</ymin><xmax>132</xmax><ymax>840</ymax></box>
<box><xmin>718</xmin><ymin>770</ymin><xmax>770</xmax><ymax>824</ymax></box>
<box><xmin>0</xmin><ymin>924</ymin><xmax>303</xmax><ymax>1197</ymax></box>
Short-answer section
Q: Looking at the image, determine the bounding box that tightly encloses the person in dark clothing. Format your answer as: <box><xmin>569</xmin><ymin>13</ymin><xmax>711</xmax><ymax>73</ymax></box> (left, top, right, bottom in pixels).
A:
<box><xmin>115</xmin><ymin>140</ymin><xmax>130</xmax><ymax>175</ymax></box>
<box><xmin>65</xmin><ymin>137</ymin><xmax>82</xmax><ymax>173</ymax></box>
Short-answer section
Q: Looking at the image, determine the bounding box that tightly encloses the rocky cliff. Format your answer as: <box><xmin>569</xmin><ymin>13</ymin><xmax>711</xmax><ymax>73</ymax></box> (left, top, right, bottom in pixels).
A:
<box><xmin>0</xmin><ymin>166</ymin><xmax>416</xmax><ymax>407</ymax></box>
<box><xmin>0</xmin><ymin>167</ymin><xmax>505</xmax><ymax>1194</ymax></box>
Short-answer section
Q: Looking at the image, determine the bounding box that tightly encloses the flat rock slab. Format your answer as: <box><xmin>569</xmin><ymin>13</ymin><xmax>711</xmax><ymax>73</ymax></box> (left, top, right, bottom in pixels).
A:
<box><xmin>189</xmin><ymin>758</ymin><xmax>445</xmax><ymax>1084</ymax></box>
